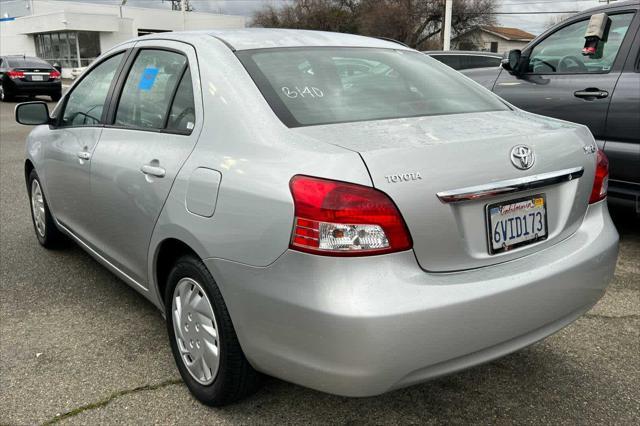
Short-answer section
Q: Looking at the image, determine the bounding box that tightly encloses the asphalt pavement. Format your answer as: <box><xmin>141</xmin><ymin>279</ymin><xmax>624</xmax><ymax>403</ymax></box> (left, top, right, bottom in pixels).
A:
<box><xmin>0</xmin><ymin>98</ymin><xmax>638</xmax><ymax>425</ymax></box>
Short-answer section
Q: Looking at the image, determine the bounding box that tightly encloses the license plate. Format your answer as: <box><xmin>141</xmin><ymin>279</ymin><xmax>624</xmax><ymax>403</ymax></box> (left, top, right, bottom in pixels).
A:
<box><xmin>31</xmin><ymin>75</ymin><xmax>44</xmax><ymax>81</ymax></box>
<box><xmin>486</xmin><ymin>194</ymin><xmax>548</xmax><ymax>254</ymax></box>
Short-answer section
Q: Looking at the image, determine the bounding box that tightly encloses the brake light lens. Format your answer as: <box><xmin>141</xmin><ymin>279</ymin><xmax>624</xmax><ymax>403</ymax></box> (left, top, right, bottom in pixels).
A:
<box><xmin>49</xmin><ymin>70</ymin><xmax>61</xmax><ymax>79</ymax></box>
<box><xmin>7</xmin><ymin>70</ymin><xmax>24</xmax><ymax>79</ymax></box>
<box><xmin>289</xmin><ymin>175</ymin><xmax>412</xmax><ymax>256</ymax></box>
<box><xmin>589</xmin><ymin>149</ymin><xmax>609</xmax><ymax>204</ymax></box>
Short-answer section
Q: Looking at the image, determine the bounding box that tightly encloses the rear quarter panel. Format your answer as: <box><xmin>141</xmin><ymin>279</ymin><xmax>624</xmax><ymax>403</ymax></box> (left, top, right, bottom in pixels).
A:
<box><xmin>148</xmin><ymin>36</ymin><xmax>372</xmax><ymax>305</ymax></box>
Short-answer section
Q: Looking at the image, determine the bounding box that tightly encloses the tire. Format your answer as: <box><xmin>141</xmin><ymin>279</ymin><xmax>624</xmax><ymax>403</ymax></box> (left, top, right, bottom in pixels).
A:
<box><xmin>165</xmin><ymin>255</ymin><xmax>261</xmax><ymax>406</ymax></box>
<box><xmin>28</xmin><ymin>169</ymin><xmax>67</xmax><ymax>248</ymax></box>
<box><xmin>51</xmin><ymin>92</ymin><xmax>62</xmax><ymax>102</ymax></box>
<box><xmin>0</xmin><ymin>83</ymin><xmax>12</xmax><ymax>102</ymax></box>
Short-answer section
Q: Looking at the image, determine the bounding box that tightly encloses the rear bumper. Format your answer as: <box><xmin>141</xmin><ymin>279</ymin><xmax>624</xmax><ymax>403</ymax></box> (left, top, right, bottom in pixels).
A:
<box><xmin>4</xmin><ymin>79</ymin><xmax>61</xmax><ymax>95</ymax></box>
<box><xmin>205</xmin><ymin>201</ymin><xmax>618</xmax><ymax>397</ymax></box>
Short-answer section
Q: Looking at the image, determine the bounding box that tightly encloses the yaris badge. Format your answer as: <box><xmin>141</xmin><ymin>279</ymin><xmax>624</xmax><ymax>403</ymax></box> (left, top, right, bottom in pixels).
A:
<box><xmin>510</xmin><ymin>145</ymin><xmax>535</xmax><ymax>170</ymax></box>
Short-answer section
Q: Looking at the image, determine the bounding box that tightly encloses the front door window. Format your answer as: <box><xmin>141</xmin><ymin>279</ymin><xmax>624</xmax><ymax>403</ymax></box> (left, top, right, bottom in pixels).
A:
<box><xmin>527</xmin><ymin>13</ymin><xmax>634</xmax><ymax>74</ymax></box>
<box><xmin>60</xmin><ymin>53</ymin><xmax>124</xmax><ymax>127</ymax></box>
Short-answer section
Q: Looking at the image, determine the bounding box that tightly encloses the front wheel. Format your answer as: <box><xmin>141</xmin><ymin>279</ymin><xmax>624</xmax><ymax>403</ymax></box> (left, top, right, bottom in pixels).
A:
<box><xmin>165</xmin><ymin>255</ymin><xmax>261</xmax><ymax>406</ymax></box>
<box><xmin>28</xmin><ymin>169</ymin><xmax>67</xmax><ymax>248</ymax></box>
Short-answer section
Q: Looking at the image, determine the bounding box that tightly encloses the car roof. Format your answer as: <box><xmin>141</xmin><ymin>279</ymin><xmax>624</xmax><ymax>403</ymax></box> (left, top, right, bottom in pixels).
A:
<box><xmin>579</xmin><ymin>0</ymin><xmax>639</xmax><ymax>15</ymax></box>
<box><xmin>422</xmin><ymin>50</ymin><xmax>502</xmax><ymax>57</ymax></box>
<box><xmin>209</xmin><ymin>29</ymin><xmax>414</xmax><ymax>51</ymax></box>
<box><xmin>140</xmin><ymin>28</ymin><xmax>413</xmax><ymax>51</ymax></box>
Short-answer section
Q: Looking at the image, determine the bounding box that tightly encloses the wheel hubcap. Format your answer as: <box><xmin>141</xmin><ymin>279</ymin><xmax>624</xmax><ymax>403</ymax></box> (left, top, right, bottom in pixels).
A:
<box><xmin>31</xmin><ymin>180</ymin><xmax>46</xmax><ymax>237</ymax></box>
<box><xmin>172</xmin><ymin>277</ymin><xmax>220</xmax><ymax>385</ymax></box>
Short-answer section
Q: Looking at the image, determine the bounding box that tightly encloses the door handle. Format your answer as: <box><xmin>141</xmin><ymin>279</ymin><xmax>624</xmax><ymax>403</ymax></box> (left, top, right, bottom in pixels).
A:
<box><xmin>77</xmin><ymin>151</ymin><xmax>91</xmax><ymax>161</ymax></box>
<box><xmin>574</xmin><ymin>89</ymin><xmax>608</xmax><ymax>99</ymax></box>
<box><xmin>140</xmin><ymin>164</ymin><xmax>166</xmax><ymax>178</ymax></box>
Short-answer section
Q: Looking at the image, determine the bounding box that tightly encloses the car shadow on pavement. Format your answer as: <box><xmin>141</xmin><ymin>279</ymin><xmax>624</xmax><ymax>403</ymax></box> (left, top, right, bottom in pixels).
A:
<box><xmin>31</xmin><ymin>241</ymin><xmax>636</xmax><ymax>424</ymax></box>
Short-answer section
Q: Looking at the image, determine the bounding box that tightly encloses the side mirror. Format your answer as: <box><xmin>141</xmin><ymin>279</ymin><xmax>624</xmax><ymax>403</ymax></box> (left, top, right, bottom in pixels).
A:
<box><xmin>15</xmin><ymin>101</ymin><xmax>51</xmax><ymax>126</ymax></box>
<box><xmin>502</xmin><ymin>49</ymin><xmax>523</xmax><ymax>74</ymax></box>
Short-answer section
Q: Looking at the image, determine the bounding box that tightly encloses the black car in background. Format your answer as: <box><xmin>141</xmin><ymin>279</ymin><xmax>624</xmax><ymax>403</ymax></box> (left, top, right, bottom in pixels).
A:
<box><xmin>459</xmin><ymin>0</ymin><xmax>640</xmax><ymax>210</ymax></box>
<box><xmin>423</xmin><ymin>51</ymin><xmax>503</xmax><ymax>70</ymax></box>
<box><xmin>0</xmin><ymin>56</ymin><xmax>62</xmax><ymax>102</ymax></box>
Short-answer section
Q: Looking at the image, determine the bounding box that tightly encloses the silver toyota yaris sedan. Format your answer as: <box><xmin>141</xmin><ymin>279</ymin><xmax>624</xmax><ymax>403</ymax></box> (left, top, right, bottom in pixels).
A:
<box><xmin>16</xmin><ymin>29</ymin><xmax>618</xmax><ymax>406</ymax></box>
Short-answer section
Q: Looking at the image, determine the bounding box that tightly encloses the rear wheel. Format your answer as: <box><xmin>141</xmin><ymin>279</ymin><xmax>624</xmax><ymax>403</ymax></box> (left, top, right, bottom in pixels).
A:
<box><xmin>0</xmin><ymin>83</ymin><xmax>12</xmax><ymax>102</ymax></box>
<box><xmin>28</xmin><ymin>169</ymin><xmax>66</xmax><ymax>248</ymax></box>
<box><xmin>165</xmin><ymin>255</ymin><xmax>261</xmax><ymax>406</ymax></box>
<box><xmin>51</xmin><ymin>92</ymin><xmax>62</xmax><ymax>102</ymax></box>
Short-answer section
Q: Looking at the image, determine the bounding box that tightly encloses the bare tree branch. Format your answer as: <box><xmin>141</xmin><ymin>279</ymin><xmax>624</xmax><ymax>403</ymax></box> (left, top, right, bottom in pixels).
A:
<box><xmin>251</xmin><ymin>0</ymin><xmax>496</xmax><ymax>49</ymax></box>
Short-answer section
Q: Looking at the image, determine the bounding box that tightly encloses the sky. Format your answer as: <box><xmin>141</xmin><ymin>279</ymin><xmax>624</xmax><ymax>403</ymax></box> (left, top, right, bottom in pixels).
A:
<box><xmin>0</xmin><ymin>0</ymin><xmax>618</xmax><ymax>35</ymax></box>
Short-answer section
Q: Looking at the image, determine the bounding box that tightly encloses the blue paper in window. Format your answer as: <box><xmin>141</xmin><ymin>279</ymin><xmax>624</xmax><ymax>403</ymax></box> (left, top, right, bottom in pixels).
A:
<box><xmin>139</xmin><ymin>67</ymin><xmax>159</xmax><ymax>91</ymax></box>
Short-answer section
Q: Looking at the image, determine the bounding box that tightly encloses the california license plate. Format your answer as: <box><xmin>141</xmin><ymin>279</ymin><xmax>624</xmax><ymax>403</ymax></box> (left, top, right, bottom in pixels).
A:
<box><xmin>486</xmin><ymin>194</ymin><xmax>547</xmax><ymax>254</ymax></box>
<box><xmin>31</xmin><ymin>75</ymin><xmax>44</xmax><ymax>81</ymax></box>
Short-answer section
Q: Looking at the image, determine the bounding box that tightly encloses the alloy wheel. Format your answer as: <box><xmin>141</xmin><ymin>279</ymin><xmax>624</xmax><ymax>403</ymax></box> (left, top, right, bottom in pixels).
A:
<box><xmin>172</xmin><ymin>277</ymin><xmax>220</xmax><ymax>385</ymax></box>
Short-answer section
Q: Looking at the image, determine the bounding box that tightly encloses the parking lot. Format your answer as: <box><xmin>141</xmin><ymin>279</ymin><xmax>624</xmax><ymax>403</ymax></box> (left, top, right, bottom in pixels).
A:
<box><xmin>0</xmin><ymin>97</ymin><xmax>638</xmax><ymax>425</ymax></box>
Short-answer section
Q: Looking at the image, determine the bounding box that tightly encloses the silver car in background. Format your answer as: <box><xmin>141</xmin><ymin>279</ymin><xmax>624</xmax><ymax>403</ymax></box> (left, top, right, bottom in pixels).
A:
<box><xmin>16</xmin><ymin>29</ymin><xmax>618</xmax><ymax>406</ymax></box>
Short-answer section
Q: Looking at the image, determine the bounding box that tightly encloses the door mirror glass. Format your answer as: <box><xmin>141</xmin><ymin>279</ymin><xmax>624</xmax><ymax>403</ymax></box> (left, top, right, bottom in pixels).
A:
<box><xmin>15</xmin><ymin>102</ymin><xmax>50</xmax><ymax>125</ymax></box>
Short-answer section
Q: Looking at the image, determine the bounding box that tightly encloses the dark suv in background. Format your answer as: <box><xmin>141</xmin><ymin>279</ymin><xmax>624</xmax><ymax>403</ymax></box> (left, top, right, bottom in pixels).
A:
<box><xmin>461</xmin><ymin>0</ymin><xmax>640</xmax><ymax>209</ymax></box>
<box><xmin>0</xmin><ymin>55</ymin><xmax>62</xmax><ymax>102</ymax></box>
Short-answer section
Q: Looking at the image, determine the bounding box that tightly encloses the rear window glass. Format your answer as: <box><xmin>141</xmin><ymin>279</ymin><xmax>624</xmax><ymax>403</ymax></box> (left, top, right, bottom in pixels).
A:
<box><xmin>237</xmin><ymin>47</ymin><xmax>508</xmax><ymax>127</ymax></box>
<box><xmin>6</xmin><ymin>57</ymin><xmax>52</xmax><ymax>69</ymax></box>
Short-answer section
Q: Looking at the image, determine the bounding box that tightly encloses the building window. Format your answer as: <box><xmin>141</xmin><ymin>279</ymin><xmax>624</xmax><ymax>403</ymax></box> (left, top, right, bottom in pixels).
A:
<box><xmin>34</xmin><ymin>31</ymin><xmax>101</xmax><ymax>68</ymax></box>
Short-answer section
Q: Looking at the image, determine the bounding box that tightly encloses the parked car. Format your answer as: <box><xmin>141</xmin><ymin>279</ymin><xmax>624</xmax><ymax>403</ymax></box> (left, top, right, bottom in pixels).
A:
<box><xmin>0</xmin><ymin>55</ymin><xmax>62</xmax><ymax>102</ymax></box>
<box><xmin>460</xmin><ymin>0</ymin><xmax>640</xmax><ymax>208</ymax></box>
<box><xmin>15</xmin><ymin>29</ymin><xmax>618</xmax><ymax>406</ymax></box>
<box><xmin>423</xmin><ymin>50</ymin><xmax>503</xmax><ymax>70</ymax></box>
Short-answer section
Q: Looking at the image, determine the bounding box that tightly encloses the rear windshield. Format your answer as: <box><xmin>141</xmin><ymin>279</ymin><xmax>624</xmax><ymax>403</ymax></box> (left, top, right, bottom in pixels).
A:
<box><xmin>236</xmin><ymin>47</ymin><xmax>508</xmax><ymax>127</ymax></box>
<box><xmin>6</xmin><ymin>57</ymin><xmax>52</xmax><ymax>69</ymax></box>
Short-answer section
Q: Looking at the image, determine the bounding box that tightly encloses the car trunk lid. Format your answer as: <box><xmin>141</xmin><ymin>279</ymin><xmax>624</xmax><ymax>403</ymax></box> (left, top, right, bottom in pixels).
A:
<box><xmin>293</xmin><ymin>110</ymin><xmax>597</xmax><ymax>272</ymax></box>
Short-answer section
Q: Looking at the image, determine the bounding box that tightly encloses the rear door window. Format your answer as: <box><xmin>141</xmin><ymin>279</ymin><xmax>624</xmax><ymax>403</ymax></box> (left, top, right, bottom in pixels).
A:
<box><xmin>114</xmin><ymin>49</ymin><xmax>187</xmax><ymax>130</ymax></box>
<box><xmin>528</xmin><ymin>13</ymin><xmax>635</xmax><ymax>74</ymax></box>
<box><xmin>166</xmin><ymin>67</ymin><xmax>195</xmax><ymax>133</ymax></box>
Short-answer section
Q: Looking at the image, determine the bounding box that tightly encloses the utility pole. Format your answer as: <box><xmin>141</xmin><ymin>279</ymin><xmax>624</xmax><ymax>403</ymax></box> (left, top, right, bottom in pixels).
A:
<box><xmin>443</xmin><ymin>0</ymin><xmax>453</xmax><ymax>50</ymax></box>
<box><xmin>181</xmin><ymin>0</ymin><xmax>186</xmax><ymax>30</ymax></box>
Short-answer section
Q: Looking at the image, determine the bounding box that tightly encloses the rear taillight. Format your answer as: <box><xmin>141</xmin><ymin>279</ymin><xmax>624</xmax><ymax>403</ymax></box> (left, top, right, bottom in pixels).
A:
<box><xmin>589</xmin><ymin>149</ymin><xmax>609</xmax><ymax>204</ymax></box>
<box><xmin>289</xmin><ymin>175</ymin><xmax>412</xmax><ymax>256</ymax></box>
<box><xmin>7</xmin><ymin>70</ymin><xmax>24</xmax><ymax>79</ymax></box>
<box><xmin>49</xmin><ymin>70</ymin><xmax>61</xmax><ymax>79</ymax></box>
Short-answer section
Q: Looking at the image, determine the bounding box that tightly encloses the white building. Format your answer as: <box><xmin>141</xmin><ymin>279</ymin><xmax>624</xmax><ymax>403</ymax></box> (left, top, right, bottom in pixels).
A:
<box><xmin>0</xmin><ymin>1</ymin><xmax>245</xmax><ymax>77</ymax></box>
<box><xmin>452</xmin><ymin>26</ymin><xmax>535</xmax><ymax>54</ymax></box>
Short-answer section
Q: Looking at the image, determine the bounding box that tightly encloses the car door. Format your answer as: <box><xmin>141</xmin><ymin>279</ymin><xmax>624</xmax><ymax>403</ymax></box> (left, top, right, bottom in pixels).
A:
<box><xmin>603</xmin><ymin>24</ymin><xmax>640</xmax><ymax>196</ymax></box>
<box><xmin>41</xmin><ymin>50</ymin><xmax>129</xmax><ymax>238</ymax></box>
<box><xmin>88</xmin><ymin>40</ymin><xmax>202</xmax><ymax>287</ymax></box>
<box><xmin>493</xmin><ymin>11</ymin><xmax>637</xmax><ymax>145</ymax></box>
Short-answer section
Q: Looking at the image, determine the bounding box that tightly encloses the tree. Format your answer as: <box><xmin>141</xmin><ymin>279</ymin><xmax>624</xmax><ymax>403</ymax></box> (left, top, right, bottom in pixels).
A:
<box><xmin>252</xmin><ymin>0</ymin><xmax>358</xmax><ymax>34</ymax></box>
<box><xmin>544</xmin><ymin>14</ymin><xmax>570</xmax><ymax>29</ymax></box>
<box><xmin>251</xmin><ymin>0</ymin><xmax>497</xmax><ymax>49</ymax></box>
<box><xmin>162</xmin><ymin>0</ymin><xmax>194</xmax><ymax>12</ymax></box>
